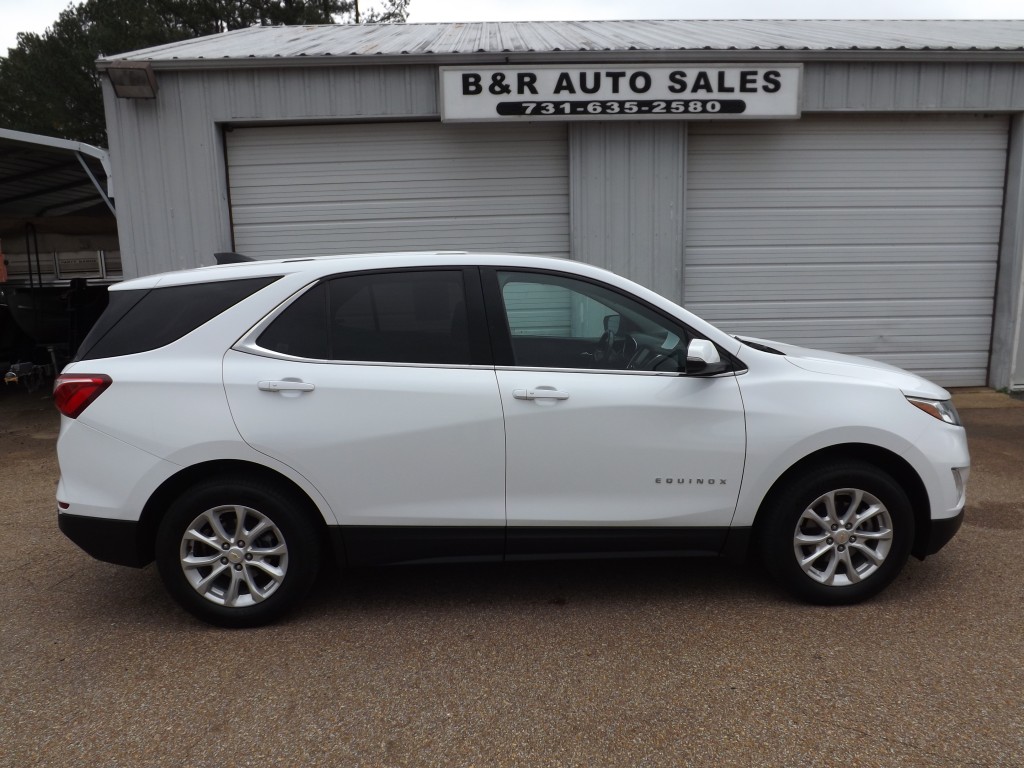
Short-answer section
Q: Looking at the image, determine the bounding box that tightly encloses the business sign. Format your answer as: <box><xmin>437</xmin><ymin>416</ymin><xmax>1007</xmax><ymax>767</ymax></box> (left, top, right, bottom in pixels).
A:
<box><xmin>440</xmin><ymin>64</ymin><xmax>801</xmax><ymax>122</ymax></box>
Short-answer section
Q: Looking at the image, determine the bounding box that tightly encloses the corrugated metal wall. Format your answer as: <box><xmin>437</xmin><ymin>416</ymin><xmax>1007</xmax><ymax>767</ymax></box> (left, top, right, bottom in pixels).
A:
<box><xmin>102</xmin><ymin>66</ymin><xmax>438</xmax><ymax>277</ymax></box>
<box><xmin>684</xmin><ymin>114</ymin><xmax>1009</xmax><ymax>386</ymax></box>
<box><xmin>991</xmin><ymin>115</ymin><xmax>1024</xmax><ymax>391</ymax></box>
<box><xmin>569</xmin><ymin>122</ymin><xmax>686</xmax><ymax>302</ymax></box>
<box><xmin>104</xmin><ymin>61</ymin><xmax>1024</xmax><ymax>278</ymax></box>
<box><xmin>101</xmin><ymin>58</ymin><xmax>1024</xmax><ymax>386</ymax></box>
<box><xmin>1015</xmin><ymin>312</ymin><xmax>1024</xmax><ymax>389</ymax></box>
<box><xmin>802</xmin><ymin>62</ymin><xmax>1024</xmax><ymax>111</ymax></box>
<box><xmin>1015</xmin><ymin>313</ymin><xmax>1024</xmax><ymax>389</ymax></box>
<box><xmin>226</xmin><ymin>122</ymin><xmax>569</xmax><ymax>258</ymax></box>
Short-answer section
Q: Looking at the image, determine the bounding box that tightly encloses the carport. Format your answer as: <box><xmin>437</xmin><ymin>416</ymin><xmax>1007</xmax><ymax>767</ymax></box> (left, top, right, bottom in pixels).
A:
<box><xmin>0</xmin><ymin>128</ymin><xmax>120</xmax><ymax>365</ymax></box>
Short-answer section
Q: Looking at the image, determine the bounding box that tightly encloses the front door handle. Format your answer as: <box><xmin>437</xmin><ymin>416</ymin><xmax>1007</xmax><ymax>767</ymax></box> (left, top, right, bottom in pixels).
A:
<box><xmin>258</xmin><ymin>380</ymin><xmax>315</xmax><ymax>393</ymax></box>
<box><xmin>512</xmin><ymin>387</ymin><xmax>570</xmax><ymax>401</ymax></box>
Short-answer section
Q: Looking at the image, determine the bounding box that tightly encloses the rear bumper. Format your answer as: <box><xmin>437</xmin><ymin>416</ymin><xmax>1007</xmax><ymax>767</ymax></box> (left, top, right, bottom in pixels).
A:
<box><xmin>58</xmin><ymin>512</ymin><xmax>150</xmax><ymax>568</ymax></box>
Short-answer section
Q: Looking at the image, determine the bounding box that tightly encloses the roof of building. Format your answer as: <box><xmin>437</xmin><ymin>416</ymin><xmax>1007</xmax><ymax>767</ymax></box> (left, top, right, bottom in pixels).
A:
<box><xmin>97</xmin><ymin>19</ymin><xmax>1024</xmax><ymax>70</ymax></box>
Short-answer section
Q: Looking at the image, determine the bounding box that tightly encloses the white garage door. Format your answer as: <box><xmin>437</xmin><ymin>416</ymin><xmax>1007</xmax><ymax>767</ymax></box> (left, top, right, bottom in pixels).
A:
<box><xmin>685</xmin><ymin>115</ymin><xmax>1008</xmax><ymax>386</ymax></box>
<box><xmin>226</xmin><ymin>122</ymin><xmax>569</xmax><ymax>259</ymax></box>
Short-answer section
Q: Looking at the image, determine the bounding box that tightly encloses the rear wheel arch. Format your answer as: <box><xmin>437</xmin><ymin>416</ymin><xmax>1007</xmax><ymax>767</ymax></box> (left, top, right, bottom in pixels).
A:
<box><xmin>138</xmin><ymin>460</ymin><xmax>332</xmax><ymax>566</ymax></box>
<box><xmin>750</xmin><ymin>444</ymin><xmax>932</xmax><ymax>561</ymax></box>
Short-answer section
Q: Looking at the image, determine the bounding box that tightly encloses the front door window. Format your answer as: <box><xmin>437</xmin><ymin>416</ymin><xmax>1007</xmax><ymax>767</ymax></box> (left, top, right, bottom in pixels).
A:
<box><xmin>498</xmin><ymin>271</ymin><xmax>690</xmax><ymax>373</ymax></box>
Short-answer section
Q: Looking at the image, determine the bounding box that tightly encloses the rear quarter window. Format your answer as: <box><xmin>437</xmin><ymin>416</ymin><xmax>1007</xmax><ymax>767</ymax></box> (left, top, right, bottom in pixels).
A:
<box><xmin>75</xmin><ymin>277</ymin><xmax>279</xmax><ymax>361</ymax></box>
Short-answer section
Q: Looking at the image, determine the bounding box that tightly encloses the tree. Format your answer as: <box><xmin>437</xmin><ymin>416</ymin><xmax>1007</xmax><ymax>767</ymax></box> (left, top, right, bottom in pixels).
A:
<box><xmin>0</xmin><ymin>6</ymin><xmax>101</xmax><ymax>143</ymax></box>
<box><xmin>358</xmin><ymin>0</ymin><xmax>409</xmax><ymax>23</ymax></box>
<box><xmin>0</xmin><ymin>0</ymin><xmax>409</xmax><ymax>146</ymax></box>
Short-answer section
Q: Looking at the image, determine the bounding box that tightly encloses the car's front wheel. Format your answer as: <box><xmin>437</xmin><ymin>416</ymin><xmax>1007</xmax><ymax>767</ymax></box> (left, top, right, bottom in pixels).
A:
<box><xmin>759</xmin><ymin>462</ymin><xmax>914</xmax><ymax>605</ymax></box>
<box><xmin>155</xmin><ymin>477</ymin><xmax>321</xmax><ymax>627</ymax></box>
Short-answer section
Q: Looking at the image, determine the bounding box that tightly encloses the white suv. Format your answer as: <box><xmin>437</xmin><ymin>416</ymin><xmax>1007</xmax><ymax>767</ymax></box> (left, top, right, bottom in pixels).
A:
<box><xmin>54</xmin><ymin>252</ymin><xmax>968</xmax><ymax>627</ymax></box>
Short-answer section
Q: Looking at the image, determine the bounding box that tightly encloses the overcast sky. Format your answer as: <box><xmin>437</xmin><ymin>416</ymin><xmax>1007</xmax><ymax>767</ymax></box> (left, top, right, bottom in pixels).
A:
<box><xmin>2</xmin><ymin>0</ymin><xmax>1023</xmax><ymax>54</ymax></box>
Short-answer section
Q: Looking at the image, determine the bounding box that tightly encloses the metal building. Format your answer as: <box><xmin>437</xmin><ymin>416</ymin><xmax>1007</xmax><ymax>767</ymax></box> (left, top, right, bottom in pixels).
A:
<box><xmin>98</xmin><ymin>20</ymin><xmax>1024</xmax><ymax>389</ymax></box>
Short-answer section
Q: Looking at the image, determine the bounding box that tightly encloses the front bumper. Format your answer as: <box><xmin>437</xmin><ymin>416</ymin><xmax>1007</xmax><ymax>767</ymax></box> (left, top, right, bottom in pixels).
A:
<box><xmin>58</xmin><ymin>512</ymin><xmax>150</xmax><ymax>568</ymax></box>
<box><xmin>920</xmin><ymin>508</ymin><xmax>964</xmax><ymax>557</ymax></box>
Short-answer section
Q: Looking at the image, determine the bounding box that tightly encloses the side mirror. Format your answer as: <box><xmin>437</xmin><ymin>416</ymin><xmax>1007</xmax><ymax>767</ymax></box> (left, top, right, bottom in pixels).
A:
<box><xmin>686</xmin><ymin>339</ymin><xmax>729</xmax><ymax>375</ymax></box>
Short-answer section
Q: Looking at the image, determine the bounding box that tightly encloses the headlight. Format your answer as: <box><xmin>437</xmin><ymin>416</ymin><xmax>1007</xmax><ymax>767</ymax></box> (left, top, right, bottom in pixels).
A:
<box><xmin>907</xmin><ymin>397</ymin><xmax>962</xmax><ymax>426</ymax></box>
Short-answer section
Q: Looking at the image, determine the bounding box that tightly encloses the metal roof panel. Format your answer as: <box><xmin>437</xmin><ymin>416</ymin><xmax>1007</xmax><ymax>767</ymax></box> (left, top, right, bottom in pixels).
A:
<box><xmin>96</xmin><ymin>19</ymin><xmax>1024</xmax><ymax>68</ymax></box>
<box><xmin>0</xmin><ymin>130</ymin><xmax>113</xmax><ymax>218</ymax></box>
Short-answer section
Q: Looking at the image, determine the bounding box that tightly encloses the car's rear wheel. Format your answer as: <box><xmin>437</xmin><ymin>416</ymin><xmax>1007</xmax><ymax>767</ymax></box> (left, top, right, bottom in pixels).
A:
<box><xmin>759</xmin><ymin>462</ymin><xmax>914</xmax><ymax>604</ymax></box>
<box><xmin>156</xmin><ymin>477</ymin><xmax>320</xmax><ymax>627</ymax></box>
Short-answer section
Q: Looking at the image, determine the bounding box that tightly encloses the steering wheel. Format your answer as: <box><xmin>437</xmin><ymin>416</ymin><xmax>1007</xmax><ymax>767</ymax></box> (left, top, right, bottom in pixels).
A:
<box><xmin>626</xmin><ymin>345</ymin><xmax>686</xmax><ymax>372</ymax></box>
<box><xmin>594</xmin><ymin>330</ymin><xmax>637</xmax><ymax>369</ymax></box>
<box><xmin>593</xmin><ymin>329</ymin><xmax>614</xmax><ymax>367</ymax></box>
<box><xmin>626</xmin><ymin>347</ymin><xmax>661</xmax><ymax>371</ymax></box>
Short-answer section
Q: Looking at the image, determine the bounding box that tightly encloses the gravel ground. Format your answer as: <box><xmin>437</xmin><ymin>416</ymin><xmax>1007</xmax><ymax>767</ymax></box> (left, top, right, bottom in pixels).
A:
<box><xmin>0</xmin><ymin>386</ymin><xmax>1021</xmax><ymax>767</ymax></box>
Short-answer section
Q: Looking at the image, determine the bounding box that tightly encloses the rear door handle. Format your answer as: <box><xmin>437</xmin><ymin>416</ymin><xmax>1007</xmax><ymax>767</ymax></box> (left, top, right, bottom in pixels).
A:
<box><xmin>512</xmin><ymin>387</ymin><xmax>570</xmax><ymax>401</ymax></box>
<box><xmin>258</xmin><ymin>380</ymin><xmax>315</xmax><ymax>392</ymax></box>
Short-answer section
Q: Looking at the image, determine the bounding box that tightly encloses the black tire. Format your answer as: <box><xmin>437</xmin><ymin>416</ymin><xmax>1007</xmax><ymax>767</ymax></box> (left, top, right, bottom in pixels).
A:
<box><xmin>156</xmin><ymin>476</ymin><xmax>321</xmax><ymax>628</ymax></box>
<box><xmin>758</xmin><ymin>462</ymin><xmax>914</xmax><ymax>605</ymax></box>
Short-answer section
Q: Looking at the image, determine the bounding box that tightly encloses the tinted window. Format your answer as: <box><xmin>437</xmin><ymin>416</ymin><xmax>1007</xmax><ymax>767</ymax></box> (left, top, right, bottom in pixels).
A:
<box><xmin>256</xmin><ymin>283</ymin><xmax>329</xmax><ymax>360</ymax></box>
<box><xmin>72</xmin><ymin>289</ymin><xmax>147</xmax><ymax>361</ymax></box>
<box><xmin>257</xmin><ymin>270</ymin><xmax>472</xmax><ymax>365</ymax></box>
<box><xmin>498</xmin><ymin>271</ymin><xmax>690</xmax><ymax>372</ymax></box>
<box><xmin>77</xmin><ymin>277</ymin><xmax>279</xmax><ymax>361</ymax></box>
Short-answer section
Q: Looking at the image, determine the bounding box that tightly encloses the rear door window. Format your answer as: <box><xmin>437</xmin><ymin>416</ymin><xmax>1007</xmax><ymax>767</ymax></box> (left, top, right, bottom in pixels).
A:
<box><xmin>255</xmin><ymin>269</ymin><xmax>487</xmax><ymax>365</ymax></box>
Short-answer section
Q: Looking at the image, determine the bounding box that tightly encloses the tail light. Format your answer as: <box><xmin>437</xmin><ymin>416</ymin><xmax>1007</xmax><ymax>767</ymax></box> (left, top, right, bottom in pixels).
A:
<box><xmin>53</xmin><ymin>374</ymin><xmax>112</xmax><ymax>418</ymax></box>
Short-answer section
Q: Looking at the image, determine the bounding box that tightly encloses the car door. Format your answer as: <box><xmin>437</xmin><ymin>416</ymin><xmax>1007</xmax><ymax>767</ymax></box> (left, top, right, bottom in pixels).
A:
<box><xmin>223</xmin><ymin>267</ymin><xmax>507</xmax><ymax>564</ymax></box>
<box><xmin>482</xmin><ymin>268</ymin><xmax>746</xmax><ymax>556</ymax></box>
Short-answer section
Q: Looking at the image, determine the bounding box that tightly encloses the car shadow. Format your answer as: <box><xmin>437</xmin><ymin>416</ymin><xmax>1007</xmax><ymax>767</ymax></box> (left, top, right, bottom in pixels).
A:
<box><xmin>62</xmin><ymin>547</ymin><xmax>953</xmax><ymax>631</ymax></box>
<box><xmin>304</xmin><ymin>555</ymin><xmax>779</xmax><ymax>618</ymax></box>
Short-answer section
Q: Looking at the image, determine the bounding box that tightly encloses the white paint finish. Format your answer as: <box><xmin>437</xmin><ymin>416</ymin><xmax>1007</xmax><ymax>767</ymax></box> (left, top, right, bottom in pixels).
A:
<box><xmin>731</xmin><ymin>349</ymin><xmax>970</xmax><ymax>528</ymax></box>
<box><xmin>685</xmin><ymin>114</ymin><xmax>1009</xmax><ymax>386</ymax></box>
<box><xmin>55</xmin><ymin>251</ymin><xmax>970</xmax><ymax>577</ymax></box>
<box><xmin>222</xmin><ymin>350</ymin><xmax>507</xmax><ymax>526</ymax></box>
<box><xmin>57</xmin><ymin>335</ymin><xmax>342</xmax><ymax>526</ymax></box>
<box><xmin>55</xmin><ymin>419</ymin><xmax>179</xmax><ymax>523</ymax></box>
<box><xmin>497</xmin><ymin>369</ymin><xmax>745</xmax><ymax>526</ymax></box>
<box><xmin>72</xmin><ymin>353</ymin><xmax>243</xmax><ymax>461</ymax></box>
<box><xmin>226</xmin><ymin>122</ymin><xmax>569</xmax><ymax>258</ymax></box>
